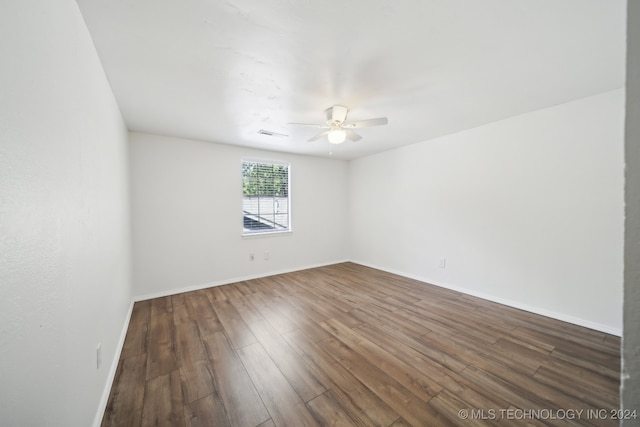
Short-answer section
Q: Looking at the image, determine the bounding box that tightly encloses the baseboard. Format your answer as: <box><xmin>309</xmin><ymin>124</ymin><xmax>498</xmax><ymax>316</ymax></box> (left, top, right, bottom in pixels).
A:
<box><xmin>351</xmin><ymin>260</ymin><xmax>622</xmax><ymax>337</ymax></box>
<box><xmin>133</xmin><ymin>259</ymin><xmax>351</xmax><ymax>302</ymax></box>
<box><xmin>92</xmin><ymin>299</ymin><xmax>135</xmax><ymax>427</ymax></box>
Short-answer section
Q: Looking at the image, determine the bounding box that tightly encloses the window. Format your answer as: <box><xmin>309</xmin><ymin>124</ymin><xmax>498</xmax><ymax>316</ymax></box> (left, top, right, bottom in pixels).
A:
<box><xmin>242</xmin><ymin>160</ymin><xmax>290</xmax><ymax>235</ymax></box>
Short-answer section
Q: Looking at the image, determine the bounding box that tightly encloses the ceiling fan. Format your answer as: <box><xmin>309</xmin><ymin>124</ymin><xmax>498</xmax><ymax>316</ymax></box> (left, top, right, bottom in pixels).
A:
<box><xmin>289</xmin><ymin>105</ymin><xmax>388</xmax><ymax>144</ymax></box>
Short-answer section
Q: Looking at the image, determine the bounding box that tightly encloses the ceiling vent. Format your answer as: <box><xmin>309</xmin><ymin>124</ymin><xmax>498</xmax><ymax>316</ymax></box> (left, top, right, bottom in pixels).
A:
<box><xmin>257</xmin><ymin>129</ymin><xmax>288</xmax><ymax>138</ymax></box>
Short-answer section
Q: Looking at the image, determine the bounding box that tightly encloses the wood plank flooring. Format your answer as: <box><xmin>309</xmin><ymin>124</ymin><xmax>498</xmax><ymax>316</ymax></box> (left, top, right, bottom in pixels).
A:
<box><xmin>102</xmin><ymin>263</ymin><xmax>621</xmax><ymax>426</ymax></box>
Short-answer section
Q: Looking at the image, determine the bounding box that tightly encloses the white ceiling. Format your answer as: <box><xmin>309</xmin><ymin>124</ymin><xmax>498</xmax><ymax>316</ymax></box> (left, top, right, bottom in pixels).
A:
<box><xmin>76</xmin><ymin>0</ymin><xmax>626</xmax><ymax>160</ymax></box>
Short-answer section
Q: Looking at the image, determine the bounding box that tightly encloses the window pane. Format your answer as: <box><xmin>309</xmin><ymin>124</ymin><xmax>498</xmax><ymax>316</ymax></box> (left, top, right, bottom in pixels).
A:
<box><xmin>242</xmin><ymin>161</ymin><xmax>290</xmax><ymax>234</ymax></box>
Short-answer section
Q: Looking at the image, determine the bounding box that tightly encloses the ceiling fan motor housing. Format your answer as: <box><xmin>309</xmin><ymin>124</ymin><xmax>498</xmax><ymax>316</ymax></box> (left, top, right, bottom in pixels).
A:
<box><xmin>325</xmin><ymin>105</ymin><xmax>348</xmax><ymax>125</ymax></box>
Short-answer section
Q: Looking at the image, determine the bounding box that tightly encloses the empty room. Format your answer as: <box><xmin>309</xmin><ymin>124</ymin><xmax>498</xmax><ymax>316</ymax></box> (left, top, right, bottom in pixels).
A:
<box><xmin>2</xmin><ymin>0</ymin><xmax>639</xmax><ymax>426</ymax></box>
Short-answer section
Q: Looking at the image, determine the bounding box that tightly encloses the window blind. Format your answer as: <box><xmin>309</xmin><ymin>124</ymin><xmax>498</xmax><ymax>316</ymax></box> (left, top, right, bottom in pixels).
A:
<box><xmin>242</xmin><ymin>161</ymin><xmax>290</xmax><ymax>234</ymax></box>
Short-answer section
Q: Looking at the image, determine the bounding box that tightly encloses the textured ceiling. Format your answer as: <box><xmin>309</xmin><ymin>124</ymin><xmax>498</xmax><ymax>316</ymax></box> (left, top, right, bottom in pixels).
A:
<box><xmin>77</xmin><ymin>0</ymin><xmax>626</xmax><ymax>159</ymax></box>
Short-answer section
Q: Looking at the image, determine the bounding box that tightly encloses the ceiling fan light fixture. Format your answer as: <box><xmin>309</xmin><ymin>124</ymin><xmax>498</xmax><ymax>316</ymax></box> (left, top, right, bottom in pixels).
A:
<box><xmin>328</xmin><ymin>128</ymin><xmax>346</xmax><ymax>144</ymax></box>
<box><xmin>291</xmin><ymin>105</ymin><xmax>388</xmax><ymax>144</ymax></box>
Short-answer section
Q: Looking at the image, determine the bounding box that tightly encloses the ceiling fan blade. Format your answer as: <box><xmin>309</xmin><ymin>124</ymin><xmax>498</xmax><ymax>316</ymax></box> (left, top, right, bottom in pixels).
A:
<box><xmin>344</xmin><ymin>117</ymin><xmax>388</xmax><ymax>128</ymax></box>
<box><xmin>288</xmin><ymin>122</ymin><xmax>328</xmax><ymax>128</ymax></box>
<box><xmin>346</xmin><ymin>130</ymin><xmax>362</xmax><ymax>142</ymax></box>
<box><xmin>307</xmin><ymin>130</ymin><xmax>329</xmax><ymax>142</ymax></box>
<box><xmin>330</xmin><ymin>105</ymin><xmax>348</xmax><ymax>124</ymax></box>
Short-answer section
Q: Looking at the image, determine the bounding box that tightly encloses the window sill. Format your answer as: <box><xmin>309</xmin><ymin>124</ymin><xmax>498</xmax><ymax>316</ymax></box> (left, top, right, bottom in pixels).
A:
<box><xmin>242</xmin><ymin>230</ymin><xmax>293</xmax><ymax>239</ymax></box>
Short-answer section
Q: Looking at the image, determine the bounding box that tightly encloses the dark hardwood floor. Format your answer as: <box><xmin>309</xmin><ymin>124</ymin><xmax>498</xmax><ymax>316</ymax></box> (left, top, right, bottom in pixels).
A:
<box><xmin>102</xmin><ymin>263</ymin><xmax>621</xmax><ymax>426</ymax></box>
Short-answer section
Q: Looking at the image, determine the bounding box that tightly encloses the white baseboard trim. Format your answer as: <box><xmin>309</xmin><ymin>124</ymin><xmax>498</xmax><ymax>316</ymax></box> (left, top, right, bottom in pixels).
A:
<box><xmin>92</xmin><ymin>299</ymin><xmax>135</xmax><ymax>427</ymax></box>
<box><xmin>133</xmin><ymin>259</ymin><xmax>351</xmax><ymax>302</ymax></box>
<box><xmin>351</xmin><ymin>260</ymin><xmax>622</xmax><ymax>337</ymax></box>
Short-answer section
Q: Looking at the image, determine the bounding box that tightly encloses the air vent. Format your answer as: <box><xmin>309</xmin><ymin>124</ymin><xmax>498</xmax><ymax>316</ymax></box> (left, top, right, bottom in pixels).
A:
<box><xmin>257</xmin><ymin>129</ymin><xmax>288</xmax><ymax>138</ymax></box>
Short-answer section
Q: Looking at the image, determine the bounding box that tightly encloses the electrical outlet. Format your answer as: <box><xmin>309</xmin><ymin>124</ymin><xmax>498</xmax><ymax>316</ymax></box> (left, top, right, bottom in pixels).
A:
<box><xmin>249</xmin><ymin>253</ymin><xmax>255</xmax><ymax>261</ymax></box>
<box><xmin>96</xmin><ymin>343</ymin><xmax>102</xmax><ymax>370</ymax></box>
<box><xmin>264</xmin><ymin>251</ymin><xmax>270</xmax><ymax>261</ymax></box>
<box><xmin>439</xmin><ymin>258</ymin><xmax>446</xmax><ymax>268</ymax></box>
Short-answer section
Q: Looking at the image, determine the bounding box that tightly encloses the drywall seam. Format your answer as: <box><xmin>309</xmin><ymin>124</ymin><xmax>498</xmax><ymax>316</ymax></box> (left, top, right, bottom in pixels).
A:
<box><xmin>352</xmin><ymin>259</ymin><xmax>622</xmax><ymax>336</ymax></box>
<box><xmin>92</xmin><ymin>300</ymin><xmax>135</xmax><ymax>427</ymax></box>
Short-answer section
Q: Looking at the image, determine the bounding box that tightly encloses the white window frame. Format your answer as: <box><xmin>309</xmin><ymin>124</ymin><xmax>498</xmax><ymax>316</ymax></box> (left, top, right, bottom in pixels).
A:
<box><xmin>241</xmin><ymin>158</ymin><xmax>291</xmax><ymax>237</ymax></box>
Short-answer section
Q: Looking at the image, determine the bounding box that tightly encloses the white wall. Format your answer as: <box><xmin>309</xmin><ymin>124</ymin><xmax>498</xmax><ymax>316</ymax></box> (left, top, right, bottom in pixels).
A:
<box><xmin>129</xmin><ymin>132</ymin><xmax>349</xmax><ymax>298</ymax></box>
<box><xmin>350</xmin><ymin>90</ymin><xmax>625</xmax><ymax>334</ymax></box>
<box><xmin>0</xmin><ymin>2</ymin><xmax>132</xmax><ymax>426</ymax></box>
